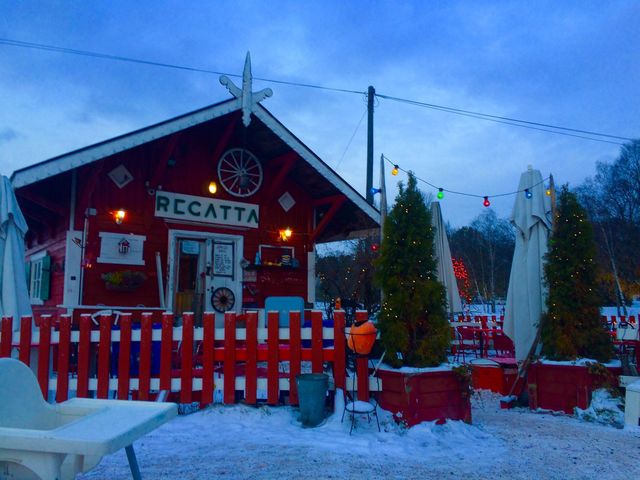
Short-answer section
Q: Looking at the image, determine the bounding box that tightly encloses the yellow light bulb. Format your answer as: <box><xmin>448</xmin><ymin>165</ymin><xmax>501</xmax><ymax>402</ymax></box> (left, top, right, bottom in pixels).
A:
<box><xmin>208</xmin><ymin>181</ymin><xmax>218</xmax><ymax>194</ymax></box>
<box><xmin>115</xmin><ymin>209</ymin><xmax>126</xmax><ymax>224</ymax></box>
<box><xmin>391</xmin><ymin>165</ymin><xmax>399</xmax><ymax>176</ymax></box>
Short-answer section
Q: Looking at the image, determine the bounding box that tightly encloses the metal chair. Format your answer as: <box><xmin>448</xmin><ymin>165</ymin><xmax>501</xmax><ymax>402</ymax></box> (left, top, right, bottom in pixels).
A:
<box><xmin>341</xmin><ymin>349</ymin><xmax>381</xmax><ymax>434</ymax></box>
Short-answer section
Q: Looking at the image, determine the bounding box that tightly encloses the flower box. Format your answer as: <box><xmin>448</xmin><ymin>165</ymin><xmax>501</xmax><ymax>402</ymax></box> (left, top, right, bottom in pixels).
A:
<box><xmin>377</xmin><ymin>367</ymin><xmax>472</xmax><ymax>426</ymax></box>
<box><xmin>101</xmin><ymin>270</ymin><xmax>147</xmax><ymax>292</ymax></box>
<box><xmin>527</xmin><ymin>361</ymin><xmax>622</xmax><ymax>414</ymax></box>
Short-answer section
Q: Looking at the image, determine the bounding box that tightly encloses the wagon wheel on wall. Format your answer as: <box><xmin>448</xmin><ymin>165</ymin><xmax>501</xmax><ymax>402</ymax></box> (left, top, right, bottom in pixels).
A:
<box><xmin>211</xmin><ymin>287</ymin><xmax>236</xmax><ymax>313</ymax></box>
<box><xmin>217</xmin><ymin>148</ymin><xmax>263</xmax><ymax>197</ymax></box>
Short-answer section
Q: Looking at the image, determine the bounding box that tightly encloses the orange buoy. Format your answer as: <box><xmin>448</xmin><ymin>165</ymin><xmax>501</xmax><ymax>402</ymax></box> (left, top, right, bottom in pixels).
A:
<box><xmin>347</xmin><ymin>320</ymin><xmax>377</xmax><ymax>355</ymax></box>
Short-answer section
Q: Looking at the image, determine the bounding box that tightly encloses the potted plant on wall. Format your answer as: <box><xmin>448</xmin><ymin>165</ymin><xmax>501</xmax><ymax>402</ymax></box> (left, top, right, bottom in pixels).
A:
<box><xmin>528</xmin><ymin>185</ymin><xmax>619</xmax><ymax>413</ymax></box>
<box><xmin>374</xmin><ymin>173</ymin><xmax>471</xmax><ymax>426</ymax></box>
<box><xmin>101</xmin><ymin>270</ymin><xmax>147</xmax><ymax>292</ymax></box>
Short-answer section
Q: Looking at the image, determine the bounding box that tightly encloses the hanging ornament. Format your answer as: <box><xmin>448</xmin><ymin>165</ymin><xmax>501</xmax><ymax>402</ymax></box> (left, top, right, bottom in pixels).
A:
<box><xmin>483</xmin><ymin>196</ymin><xmax>490</xmax><ymax>207</ymax></box>
<box><xmin>437</xmin><ymin>188</ymin><xmax>444</xmax><ymax>200</ymax></box>
<box><xmin>391</xmin><ymin>165</ymin><xmax>399</xmax><ymax>176</ymax></box>
<box><xmin>525</xmin><ymin>188</ymin><xmax>532</xmax><ymax>199</ymax></box>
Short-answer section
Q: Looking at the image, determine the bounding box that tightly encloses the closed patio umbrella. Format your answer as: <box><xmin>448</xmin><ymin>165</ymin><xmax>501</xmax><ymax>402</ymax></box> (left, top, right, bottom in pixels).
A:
<box><xmin>0</xmin><ymin>175</ymin><xmax>32</xmax><ymax>331</ymax></box>
<box><xmin>504</xmin><ymin>167</ymin><xmax>552</xmax><ymax>361</ymax></box>
<box><xmin>431</xmin><ymin>201</ymin><xmax>462</xmax><ymax>316</ymax></box>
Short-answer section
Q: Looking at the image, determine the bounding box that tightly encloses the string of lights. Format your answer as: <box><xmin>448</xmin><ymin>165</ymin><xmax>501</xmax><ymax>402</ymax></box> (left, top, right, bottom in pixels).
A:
<box><xmin>380</xmin><ymin>154</ymin><xmax>551</xmax><ymax>207</ymax></box>
<box><xmin>0</xmin><ymin>37</ymin><xmax>632</xmax><ymax>146</ymax></box>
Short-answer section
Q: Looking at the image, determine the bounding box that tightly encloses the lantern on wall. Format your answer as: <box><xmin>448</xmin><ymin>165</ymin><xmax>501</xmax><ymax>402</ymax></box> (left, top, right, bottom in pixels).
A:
<box><xmin>347</xmin><ymin>320</ymin><xmax>377</xmax><ymax>355</ymax></box>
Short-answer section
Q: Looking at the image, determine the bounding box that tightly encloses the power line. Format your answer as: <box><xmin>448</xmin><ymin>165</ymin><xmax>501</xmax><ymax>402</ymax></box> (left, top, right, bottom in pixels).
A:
<box><xmin>335</xmin><ymin>107</ymin><xmax>367</xmax><ymax>170</ymax></box>
<box><xmin>376</xmin><ymin>95</ymin><xmax>627</xmax><ymax>146</ymax></box>
<box><xmin>0</xmin><ymin>38</ymin><xmax>363</xmax><ymax>95</ymax></box>
<box><xmin>376</xmin><ymin>94</ymin><xmax>633</xmax><ymax>142</ymax></box>
<box><xmin>0</xmin><ymin>37</ymin><xmax>633</xmax><ymax>145</ymax></box>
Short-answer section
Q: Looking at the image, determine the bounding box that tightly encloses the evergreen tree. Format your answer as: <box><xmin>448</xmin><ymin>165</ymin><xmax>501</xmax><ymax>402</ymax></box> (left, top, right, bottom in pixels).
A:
<box><xmin>540</xmin><ymin>186</ymin><xmax>613</xmax><ymax>362</ymax></box>
<box><xmin>374</xmin><ymin>173</ymin><xmax>450</xmax><ymax>367</ymax></box>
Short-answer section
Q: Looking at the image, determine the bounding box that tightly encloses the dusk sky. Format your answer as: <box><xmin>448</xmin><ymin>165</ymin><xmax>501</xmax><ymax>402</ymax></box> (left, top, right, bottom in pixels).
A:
<box><xmin>1</xmin><ymin>1</ymin><xmax>638</xmax><ymax>226</ymax></box>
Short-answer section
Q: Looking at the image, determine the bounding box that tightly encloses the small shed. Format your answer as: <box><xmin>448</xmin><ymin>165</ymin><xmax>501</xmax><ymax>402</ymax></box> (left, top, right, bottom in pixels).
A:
<box><xmin>10</xmin><ymin>57</ymin><xmax>379</xmax><ymax>325</ymax></box>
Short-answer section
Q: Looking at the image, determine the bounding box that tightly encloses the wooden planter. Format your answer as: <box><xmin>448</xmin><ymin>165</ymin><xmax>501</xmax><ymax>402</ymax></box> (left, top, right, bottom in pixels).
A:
<box><xmin>471</xmin><ymin>358</ymin><xmax>518</xmax><ymax>395</ymax></box>
<box><xmin>377</xmin><ymin>368</ymin><xmax>472</xmax><ymax>426</ymax></box>
<box><xmin>527</xmin><ymin>362</ymin><xmax>622</xmax><ymax>414</ymax></box>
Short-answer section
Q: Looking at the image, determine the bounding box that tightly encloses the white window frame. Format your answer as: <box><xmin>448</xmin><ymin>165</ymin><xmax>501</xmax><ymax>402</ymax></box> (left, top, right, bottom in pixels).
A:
<box><xmin>29</xmin><ymin>250</ymin><xmax>47</xmax><ymax>305</ymax></box>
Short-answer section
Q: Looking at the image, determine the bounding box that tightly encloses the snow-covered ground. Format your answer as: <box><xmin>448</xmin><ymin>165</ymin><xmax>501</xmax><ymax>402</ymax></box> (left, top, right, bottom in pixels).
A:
<box><xmin>81</xmin><ymin>391</ymin><xmax>640</xmax><ymax>480</ymax></box>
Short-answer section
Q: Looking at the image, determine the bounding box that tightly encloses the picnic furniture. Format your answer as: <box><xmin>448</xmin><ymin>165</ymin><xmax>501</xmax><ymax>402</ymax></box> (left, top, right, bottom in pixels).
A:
<box><xmin>0</xmin><ymin>358</ymin><xmax>177</xmax><ymax>480</ymax></box>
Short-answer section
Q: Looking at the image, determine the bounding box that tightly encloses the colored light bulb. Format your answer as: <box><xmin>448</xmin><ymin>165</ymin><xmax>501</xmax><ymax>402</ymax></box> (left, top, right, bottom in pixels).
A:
<box><xmin>437</xmin><ymin>188</ymin><xmax>444</xmax><ymax>200</ymax></box>
<box><xmin>391</xmin><ymin>165</ymin><xmax>399</xmax><ymax>176</ymax></box>
<box><xmin>483</xmin><ymin>196</ymin><xmax>490</xmax><ymax>207</ymax></box>
<box><xmin>525</xmin><ymin>189</ymin><xmax>532</xmax><ymax>199</ymax></box>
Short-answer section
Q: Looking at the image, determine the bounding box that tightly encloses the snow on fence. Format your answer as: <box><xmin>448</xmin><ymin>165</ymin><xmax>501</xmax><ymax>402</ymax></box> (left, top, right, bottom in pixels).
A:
<box><xmin>0</xmin><ymin>310</ymin><xmax>375</xmax><ymax>406</ymax></box>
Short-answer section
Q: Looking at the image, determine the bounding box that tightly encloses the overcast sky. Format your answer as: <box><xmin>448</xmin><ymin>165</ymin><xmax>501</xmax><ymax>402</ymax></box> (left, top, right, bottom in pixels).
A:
<box><xmin>1</xmin><ymin>1</ymin><xmax>638</xmax><ymax>226</ymax></box>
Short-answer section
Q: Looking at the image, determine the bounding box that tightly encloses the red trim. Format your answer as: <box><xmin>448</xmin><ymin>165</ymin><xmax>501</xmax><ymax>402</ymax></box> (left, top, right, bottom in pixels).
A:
<box><xmin>19</xmin><ymin>316</ymin><xmax>32</xmax><ymax>365</ymax></box>
<box><xmin>267</xmin><ymin>311</ymin><xmax>279</xmax><ymax>405</ymax></box>
<box><xmin>117</xmin><ymin>314</ymin><xmax>132</xmax><ymax>400</ymax></box>
<box><xmin>289</xmin><ymin>311</ymin><xmax>301</xmax><ymax>405</ymax></box>
<box><xmin>180</xmin><ymin>313</ymin><xmax>194</xmax><ymax>404</ymax></box>
<box><xmin>223</xmin><ymin>312</ymin><xmax>236</xmax><ymax>404</ymax></box>
<box><xmin>37</xmin><ymin>315</ymin><xmax>52</xmax><ymax>397</ymax></box>
<box><xmin>201</xmin><ymin>312</ymin><xmax>215</xmax><ymax>405</ymax></box>
<box><xmin>311</xmin><ymin>310</ymin><xmax>323</xmax><ymax>373</ymax></box>
<box><xmin>97</xmin><ymin>314</ymin><xmax>112</xmax><ymax>399</ymax></box>
<box><xmin>76</xmin><ymin>315</ymin><xmax>91</xmax><ymax>398</ymax></box>
<box><xmin>0</xmin><ymin>317</ymin><xmax>12</xmax><ymax>358</ymax></box>
<box><xmin>245</xmin><ymin>311</ymin><xmax>258</xmax><ymax>404</ymax></box>
<box><xmin>333</xmin><ymin>311</ymin><xmax>346</xmax><ymax>391</ymax></box>
<box><xmin>138</xmin><ymin>313</ymin><xmax>153</xmax><ymax>401</ymax></box>
<box><xmin>159</xmin><ymin>312</ymin><xmax>174</xmax><ymax>393</ymax></box>
<box><xmin>56</xmin><ymin>316</ymin><xmax>71</xmax><ymax>402</ymax></box>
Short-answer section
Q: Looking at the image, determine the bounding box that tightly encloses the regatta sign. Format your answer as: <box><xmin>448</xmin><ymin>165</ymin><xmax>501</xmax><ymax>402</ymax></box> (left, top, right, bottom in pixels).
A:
<box><xmin>155</xmin><ymin>191</ymin><xmax>259</xmax><ymax>228</ymax></box>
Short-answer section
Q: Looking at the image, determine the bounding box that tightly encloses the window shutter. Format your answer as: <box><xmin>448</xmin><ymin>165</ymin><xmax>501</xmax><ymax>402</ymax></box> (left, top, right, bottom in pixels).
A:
<box><xmin>39</xmin><ymin>255</ymin><xmax>51</xmax><ymax>301</ymax></box>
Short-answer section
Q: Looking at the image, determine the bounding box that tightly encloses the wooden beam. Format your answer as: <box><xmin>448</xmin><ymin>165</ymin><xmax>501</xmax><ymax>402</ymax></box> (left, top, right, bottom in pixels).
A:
<box><xmin>16</xmin><ymin>189</ymin><xmax>65</xmax><ymax>217</ymax></box>
<box><xmin>309</xmin><ymin>195</ymin><xmax>346</xmax><ymax>244</ymax></box>
<box><xmin>265</xmin><ymin>151</ymin><xmax>298</xmax><ymax>199</ymax></box>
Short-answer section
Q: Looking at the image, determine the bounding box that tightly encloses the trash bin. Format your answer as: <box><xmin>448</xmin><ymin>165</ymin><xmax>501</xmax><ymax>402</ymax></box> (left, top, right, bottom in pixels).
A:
<box><xmin>296</xmin><ymin>373</ymin><xmax>329</xmax><ymax>427</ymax></box>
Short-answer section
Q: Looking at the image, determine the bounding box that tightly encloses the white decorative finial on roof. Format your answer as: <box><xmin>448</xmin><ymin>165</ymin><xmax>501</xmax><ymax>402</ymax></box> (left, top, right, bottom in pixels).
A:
<box><xmin>220</xmin><ymin>52</ymin><xmax>273</xmax><ymax>127</ymax></box>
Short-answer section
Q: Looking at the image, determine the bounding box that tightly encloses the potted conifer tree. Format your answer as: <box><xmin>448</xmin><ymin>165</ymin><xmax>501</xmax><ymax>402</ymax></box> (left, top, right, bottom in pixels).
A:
<box><xmin>374</xmin><ymin>173</ymin><xmax>471</xmax><ymax>426</ymax></box>
<box><xmin>528</xmin><ymin>186</ymin><xmax>619</xmax><ymax>413</ymax></box>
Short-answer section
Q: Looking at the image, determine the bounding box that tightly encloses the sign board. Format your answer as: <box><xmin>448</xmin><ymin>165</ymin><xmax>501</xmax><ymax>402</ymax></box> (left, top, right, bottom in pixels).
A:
<box><xmin>97</xmin><ymin>232</ymin><xmax>146</xmax><ymax>265</ymax></box>
<box><xmin>213</xmin><ymin>242</ymin><xmax>234</xmax><ymax>277</ymax></box>
<box><xmin>155</xmin><ymin>191</ymin><xmax>259</xmax><ymax>228</ymax></box>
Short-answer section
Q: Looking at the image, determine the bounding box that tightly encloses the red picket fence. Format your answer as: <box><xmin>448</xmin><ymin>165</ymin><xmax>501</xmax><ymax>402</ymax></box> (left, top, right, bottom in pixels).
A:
<box><xmin>0</xmin><ymin>310</ymin><xmax>373</xmax><ymax>406</ymax></box>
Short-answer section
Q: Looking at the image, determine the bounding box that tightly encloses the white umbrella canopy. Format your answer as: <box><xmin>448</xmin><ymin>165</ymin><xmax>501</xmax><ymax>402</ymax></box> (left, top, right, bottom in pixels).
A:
<box><xmin>431</xmin><ymin>201</ymin><xmax>462</xmax><ymax>316</ymax></box>
<box><xmin>504</xmin><ymin>168</ymin><xmax>552</xmax><ymax>361</ymax></box>
<box><xmin>0</xmin><ymin>175</ymin><xmax>32</xmax><ymax>330</ymax></box>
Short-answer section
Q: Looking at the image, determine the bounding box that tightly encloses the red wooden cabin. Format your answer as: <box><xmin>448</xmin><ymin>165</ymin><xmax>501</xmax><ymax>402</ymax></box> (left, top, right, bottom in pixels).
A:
<box><xmin>10</xmin><ymin>74</ymin><xmax>379</xmax><ymax>327</ymax></box>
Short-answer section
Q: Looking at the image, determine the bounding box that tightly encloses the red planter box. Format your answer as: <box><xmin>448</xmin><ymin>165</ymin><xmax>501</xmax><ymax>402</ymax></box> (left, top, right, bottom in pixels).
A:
<box><xmin>527</xmin><ymin>362</ymin><xmax>622</xmax><ymax>414</ymax></box>
<box><xmin>377</xmin><ymin>368</ymin><xmax>472</xmax><ymax>426</ymax></box>
<box><xmin>472</xmin><ymin>359</ymin><xmax>518</xmax><ymax>395</ymax></box>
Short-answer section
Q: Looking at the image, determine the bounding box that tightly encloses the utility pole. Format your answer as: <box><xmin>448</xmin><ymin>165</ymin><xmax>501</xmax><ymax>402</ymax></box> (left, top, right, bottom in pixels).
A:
<box><xmin>365</xmin><ymin>86</ymin><xmax>375</xmax><ymax>205</ymax></box>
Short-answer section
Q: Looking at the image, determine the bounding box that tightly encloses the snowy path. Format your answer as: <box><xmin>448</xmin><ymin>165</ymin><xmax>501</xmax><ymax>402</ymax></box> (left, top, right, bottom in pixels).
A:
<box><xmin>81</xmin><ymin>392</ymin><xmax>640</xmax><ymax>479</ymax></box>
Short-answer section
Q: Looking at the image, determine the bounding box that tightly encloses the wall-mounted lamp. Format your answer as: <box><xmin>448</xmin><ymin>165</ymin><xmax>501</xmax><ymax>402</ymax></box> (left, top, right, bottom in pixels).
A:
<box><xmin>279</xmin><ymin>227</ymin><xmax>293</xmax><ymax>241</ymax></box>
<box><xmin>208</xmin><ymin>181</ymin><xmax>218</xmax><ymax>195</ymax></box>
<box><xmin>114</xmin><ymin>209</ymin><xmax>126</xmax><ymax>224</ymax></box>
